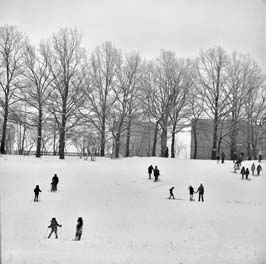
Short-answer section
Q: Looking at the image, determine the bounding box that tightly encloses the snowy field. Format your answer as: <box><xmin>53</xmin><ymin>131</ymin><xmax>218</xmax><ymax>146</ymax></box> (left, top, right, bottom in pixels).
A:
<box><xmin>0</xmin><ymin>155</ymin><xmax>266</xmax><ymax>264</ymax></box>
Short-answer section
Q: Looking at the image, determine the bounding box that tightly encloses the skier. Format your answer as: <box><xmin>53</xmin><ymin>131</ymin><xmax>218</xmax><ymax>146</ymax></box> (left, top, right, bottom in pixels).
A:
<box><xmin>245</xmin><ymin>168</ymin><xmax>250</xmax><ymax>180</ymax></box>
<box><xmin>74</xmin><ymin>217</ymin><xmax>83</xmax><ymax>241</ymax></box>
<box><xmin>52</xmin><ymin>174</ymin><xmax>59</xmax><ymax>191</ymax></box>
<box><xmin>153</xmin><ymin>166</ymin><xmax>160</xmax><ymax>182</ymax></box>
<box><xmin>257</xmin><ymin>164</ymin><xmax>262</xmax><ymax>176</ymax></box>
<box><xmin>148</xmin><ymin>165</ymin><xmax>154</xmax><ymax>180</ymax></box>
<box><xmin>251</xmin><ymin>163</ymin><xmax>255</xmax><ymax>176</ymax></box>
<box><xmin>169</xmin><ymin>186</ymin><xmax>175</xmax><ymax>199</ymax></box>
<box><xmin>221</xmin><ymin>151</ymin><xmax>225</xmax><ymax>164</ymax></box>
<box><xmin>196</xmin><ymin>184</ymin><xmax>204</xmax><ymax>202</ymax></box>
<box><xmin>188</xmin><ymin>185</ymin><xmax>195</xmax><ymax>201</ymax></box>
<box><xmin>258</xmin><ymin>150</ymin><xmax>262</xmax><ymax>163</ymax></box>
<box><xmin>34</xmin><ymin>185</ymin><xmax>42</xmax><ymax>202</ymax></box>
<box><xmin>240</xmin><ymin>167</ymin><xmax>246</xmax><ymax>180</ymax></box>
<box><xmin>47</xmin><ymin>218</ymin><xmax>62</xmax><ymax>239</ymax></box>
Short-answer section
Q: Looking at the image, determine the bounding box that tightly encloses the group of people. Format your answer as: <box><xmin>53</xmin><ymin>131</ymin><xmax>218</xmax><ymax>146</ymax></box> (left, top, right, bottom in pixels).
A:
<box><xmin>169</xmin><ymin>184</ymin><xmax>205</xmax><ymax>202</ymax></box>
<box><xmin>47</xmin><ymin>217</ymin><xmax>83</xmax><ymax>241</ymax></box>
<box><xmin>33</xmin><ymin>174</ymin><xmax>60</xmax><ymax>202</ymax></box>
<box><xmin>216</xmin><ymin>151</ymin><xmax>226</xmax><ymax>164</ymax></box>
<box><xmin>239</xmin><ymin>163</ymin><xmax>262</xmax><ymax>180</ymax></box>
<box><xmin>148</xmin><ymin>165</ymin><xmax>160</xmax><ymax>182</ymax></box>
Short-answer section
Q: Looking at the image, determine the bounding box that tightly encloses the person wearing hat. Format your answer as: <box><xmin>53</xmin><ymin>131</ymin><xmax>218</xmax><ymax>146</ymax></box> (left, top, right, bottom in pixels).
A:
<box><xmin>48</xmin><ymin>218</ymin><xmax>62</xmax><ymax>239</ymax></box>
<box><xmin>75</xmin><ymin>217</ymin><xmax>83</xmax><ymax>241</ymax></box>
<box><xmin>34</xmin><ymin>185</ymin><xmax>42</xmax><ymax>202</ymax></box>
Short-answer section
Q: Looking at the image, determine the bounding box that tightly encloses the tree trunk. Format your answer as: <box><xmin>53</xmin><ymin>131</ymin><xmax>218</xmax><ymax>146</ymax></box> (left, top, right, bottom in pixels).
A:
<box><xmin>152</xmin><ymin>122</ymin><xmax>159</xmax><ymax>156</ymax></box>
<box><xmin>115</xmin><ymin>133</ymin><xmax>121</xmax><ymax>158</ymax></box>
<box><xmin>53</xmin><ymin>120</ymin><xmax>57</xmax><ymax>156</ymax></box>
<box><xmin>59</xmin><ymin>109</ymin><xmax>66</xmax><ymax>159</ymax></box>
<box><xmin>100</xmin><ymin>117</ymin><xmax>105</xmax><ymax>157</ymax></box>
<box><xmin>171</xmin><ymin>130</ymin><xmax>175</xmax><ymax>158</ymax></box>
<box><xmin>36</xmin><ymin>109</ymin><xmax>42</xmax><ymax>158</ymax></box>
<box><xmin>192</xmin><ymin>120</ymin><xmax>198</xmax><ymax>159</ymax></box>
<box><xmin>211</xmin><ymin>118</ymin><xmax>218</xmax><ymax>160</ymax></box>
<box><xmin>230</xmin><ymin>121</ymin><xmax>237</xmax><ymax>160</ymax></box>
<box><xmin>160</xmin><ymin>116</ymin><xmax>168</xmax><ymax>157</ymax></box>
<box><xmin>0</xmin><ymin>103</ymin><xmax>8</xmax><ymax>154</ymax></box>
<box><xmin>125</xmin><ymin>119</ymin><xmax>131</xmax><ymax>157</ymax></box>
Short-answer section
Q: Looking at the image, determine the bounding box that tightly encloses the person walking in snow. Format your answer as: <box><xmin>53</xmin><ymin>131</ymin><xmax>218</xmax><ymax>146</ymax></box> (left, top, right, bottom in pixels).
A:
<box><xmin>257</xmin><ymin>164</ymin><xmax>262</xmax><ymax>176</ymax></box>
<box><xmin>221</xmin><ymin>151</ymin><xmax>225</xmax><ymax>164</ymax></box>
<box><xmin>34</xmin><ymin>185</ymin><xmax>42</xmax><ymax>202</ymax></box>
<box><xmin>240</xmin><ymin>166</ymin><xmax>246</xmax><ymax>180</ymax></box>
<box><xmin>169</xmin><ymin>186</ymin><xmax>175</xmax><ymax>199</ymax></box>
<box><xmin>51</xmin><ymin>174</ymin><xmax>59</xmax><ymax>191</ymax></box>
<box><xmin>153</xmin><ymin>166</ymin><xmax>160</xmax><ymax>182</ymax></box>
<box><xmin>148</xmin><ymin>165</ymin><xmax>154</xmax><ymax>180</ymax></box>
<box><xmin>258</xmin><ymin>150</ymin><xmax>262</xmax><ymax>163</ymax></box>
<box><xmin>47</xmin><ymin>218</ymin><xmax>62</xmax><ymax>239</ymax></box>
<box><xmin>196</xmin><ymin>184</ymin><xmax>204</xmax><ymax>202</ymax></box>
<box><xmin>74</xmin><ymin>217</ymin><xmax>83</xmax><ymax>241</ymax></box>
<box><xmin>245</xmin><ymin>168</ymin><xmax>250</xmax><ymax>180</ymax></box>
<box><xmin>251</xmin><ymin>163</ymin><xmax>255</xmax><ymax>176</ymax></box>
<box><xmin>233</xmin><ymin>163</ymin><xmax>238</xmax><ymax>173</ymax></box>
<box><xmin>216</xmin><ymin>155</ymin><xmax>220</xmax><ymax>163</ymax></box>
<box><xmin>188</xmin><ymin>185</ymin><xmax>195</xmax><ymax>201</ymax></box>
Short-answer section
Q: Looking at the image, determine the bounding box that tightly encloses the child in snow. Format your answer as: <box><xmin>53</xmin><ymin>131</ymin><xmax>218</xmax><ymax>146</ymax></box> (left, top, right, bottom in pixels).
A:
<box><xmin>52</xmin><ymin>174</ymin><xmax>59</xmax><ymax>191</ymax></box>
<box><xmin>251</xmin><ymin>163</ymin><xmax>255</xmax><ymax>176</ymax></box>
<box><xmin>75</xmin><ymin>217</ymin><xmax>83</xmax><ymax>241</ymax></box>
<box><xmin>216</xmin><ymin>155</ymin><xmax>220</xmax><ymax>163</ymax></box>
<box><xmin>258</xmin><ymin>150</ymin><xmax>262</xmax><ymax>163</ymax></box>
<box><xmin>153</xmin><ymin>166</ymin><xmax>160</xmax><ymax>182</ymax></box>
<box><xmin>233</xmin><ymin>163</ymin><xmax>238</xmax><ymax>173</ymax></box>
<box><xmin>196</xmin><ymin>184</ymin><xmax>204</xmax><ymax>202</ymax></box>
<box><xmin>188</xmin><ymin>185</ymin><xmax>195</xmax><ymax>201</ymax></box>
<box><xmin>148</xmin><ymin>165</ymin><xmax>154</xmax><ymax>180</ymax></box>
<box><xmin>257</xmin><ymin>164</ymin><xmax>262</xmax><ymax>176</ymax></box>
<box><xmin>245</xmin><ymin>168</ymin><xmax>250</xmax><ymax>180</ymax></box>
<box><xmin>169</xmin><ymin>186</ymin><xmax>175</xmax><ymax>199</ymax></box>
<box><xmin>48</xmin><ymin>218</ymin><xmax>62</xmax><ymax>239</ymax></box>
<box><xmin>240</xmin><ymin>167</ymin><xmax>246</xmax><ymax>180</ymax></box>
<box><xmin>221</xmin><ymin>151</ymin><xmax>225</xmax><ymax>164</ymax></box>
<box><xmin>34</xmin><ymin>185</ymin><xmax>42</xmax><ymax>202</ymax></box>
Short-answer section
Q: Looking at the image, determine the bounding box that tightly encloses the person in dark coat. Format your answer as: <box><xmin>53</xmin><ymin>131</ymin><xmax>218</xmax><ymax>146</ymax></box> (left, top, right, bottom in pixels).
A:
<box><xmin>48</xmin><ymin>218</ymin><xmax>62</xmax><ymax>239</ymax></box>
<box><xmin>148</xmin><ymin>165</ymin><xmax>154</xmax><ymax>180</ymax></box>
<box><xmin>169</xmin><ymin>186</ymin><xmax>175</xmax><ymax>199</ymax></box>
<box><xmin>196</xmin><ymin>184</ymin><xmax>204</xmax><ymax>202</ymax></box>
<box><xmin>153</xmin><ymin>166</ymin><xmax>160</xmax><ymax>182</ymax></box>
<box><xmin>188</xmin><ymin>185</ymin><xmax>195</xmax><ymax>201</ymax></box>
<box><xmin>34</xmin><ymin>185</ymin><xmax>42</xmax><ymax>202</ymax></box>
<box><xmin>221</xmin><ymin>151</ymin><xmax>225</xmax><ymax>164</ymax></box>
<box><xmin>216</xmin><ymin>155</ymin><xmax>220</xmax><ymax>163</ymax></box>
<box><xmin>52</xmin><ymin>174</ymin><xmax>59</xmax><ymax>191</ymax></box>
<box><xmin>251</xmin><ymin>163</ymin><xmax>255</xmax><ymax>176</ymax></box>
<box><xmin>240</xmin><ymin>166</ymin><xmax>246</xmax><ymax>180</ymax></box>
<box><xmin>245</xmin><ymin>168</ymin><xmax>250</xmax><ymax>180</ymax></box>
<box><xmin>257</xmin><ymin>164</ymin><xmax>262</xmax><ymax>176</ymax></box>
<box><xmin>75</xmin><ymin>217</ymin><xmax>83</xmax><ymax>241</ymax></box>
<box><xmin>258</xmin><ymin>150</ymin><xmax>262</xmax><ymax>163</ymax></box>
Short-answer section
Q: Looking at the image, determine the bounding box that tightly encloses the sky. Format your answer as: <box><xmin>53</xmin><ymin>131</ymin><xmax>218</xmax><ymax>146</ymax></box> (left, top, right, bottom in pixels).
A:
<box><xmin>0</xmin><ymin>0</ymin><xmax>265</xmax><ymax>71</ymax></box>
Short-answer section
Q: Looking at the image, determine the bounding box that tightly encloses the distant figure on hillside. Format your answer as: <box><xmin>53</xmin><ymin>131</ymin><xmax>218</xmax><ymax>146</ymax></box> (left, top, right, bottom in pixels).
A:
<box><xmin>251</xmin><ymin>163</ymin><xmax>255</xmax><ymax>176</ymax></box>
<box><xmin>196</xmin><ymin>184</ymin><xmax>204</xmax><ymax>202</ymax></box>
<box><xmin>34</xmin><ymin>185</ymin><xmax>42</xmax><ymax>202</ymax></box>
<box><xmin>258</xmin><ymin>150</ymin><xmax>262</xmax><ymax>163</ymax></box>
<box><xmin>245</xmin><ymin>168</ymin><xmax>250</xmax><ymax>180</ymax></box>
<box><xmin>169</xmin><ymin>186</ymin><xmax>175</xmax><ymax>199</ymax></box>
<box><xmin>233</xmin><ymin>163</ymin><xmax>238</xmax><ymax>173</ymax></box>
<box><xmin>48</xmin><ymin>218</ymin><xmax>62</xmax><ymax>239</ymax></box>
<box><xmin>257</xmin><ymin>164</ymin><xmax>262</xmax><ymax>176</ymax></box>
<box><xmin>51</xmin><ymin>174</ymin><xmax>59</xmax><ymax>192</ymax></box>
<box><xmin>148</xmin><ymin>165</ymin><xmax>154</xmax><ymax>180</ymax></box>
<box><xmin>188</xmin><ymin>185</ymin><xmax>195</xmax><ymax>201</ymax></box>
<box><xmin>240</xmin><ymin>167</ymin><xmax>246</xmax><ymax>180</ymax></box>
<box><xmin>216</xmin><ymin>155</ymin><xmax>220</xmax><ymax>163</ymax></box>
<box><xmin>153</xmin><ymin>166</ymin><xmax>160</xmax><ymax>182</ymax></box>
<box><xmin>74</xmin><ymin>217</ymin><xmax>83</xmax><ymax>241</ymax></box>
<box><xmin>235</xmin><ymin>159</ymin><xmax>241</xmax><ymax>170</ymax></box>
<box><xmin>221</xmin><ymin>151</ymin><xmax>225</xmax><ymax>164</ymax></box>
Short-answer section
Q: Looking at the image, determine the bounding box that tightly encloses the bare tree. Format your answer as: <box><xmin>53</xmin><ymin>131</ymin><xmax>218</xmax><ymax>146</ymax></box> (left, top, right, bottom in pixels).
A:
<box><xmin>0</xmin><ymin>25</ymin><xmax>26</xmax><ymax>154</ymax></box>
<box><xmin>86</xmin><ymin>42</ymin><xmax>122</xmax><ymax>156</ymax></box>
<box><xmin>20</xmin><ymin>42</ymin><xmax>54</xmax><ymax>157</ymax></box>
<box><xmin>196</xmin><ymin>47</ymin><xmax>231</xmax><ymax>159</ymax></box>
<box><xmin>46</xmin><ymin>28</ymin><xmax>87</xmax><ymax>159</ymax></box>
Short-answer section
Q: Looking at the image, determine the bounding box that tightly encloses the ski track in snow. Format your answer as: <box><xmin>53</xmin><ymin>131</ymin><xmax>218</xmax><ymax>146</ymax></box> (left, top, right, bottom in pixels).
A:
<box><xmin>0</xmin><ymin>155</ymin><xmax>266</xmax><ymax>264</ymax></box>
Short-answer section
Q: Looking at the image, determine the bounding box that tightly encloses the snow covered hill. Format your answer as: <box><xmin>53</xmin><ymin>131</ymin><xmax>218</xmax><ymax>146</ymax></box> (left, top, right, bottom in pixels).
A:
<box><xmin>0</xmin><ymin>155</ymin><xmax>266</xmax><ymax>264</ymax></box>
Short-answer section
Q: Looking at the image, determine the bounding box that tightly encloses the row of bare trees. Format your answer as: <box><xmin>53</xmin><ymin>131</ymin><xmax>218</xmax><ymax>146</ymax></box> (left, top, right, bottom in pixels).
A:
<box><xmin>0</xmin><ymin>25</ymin><xmax>265</xmax><ymax>159</ymax></box>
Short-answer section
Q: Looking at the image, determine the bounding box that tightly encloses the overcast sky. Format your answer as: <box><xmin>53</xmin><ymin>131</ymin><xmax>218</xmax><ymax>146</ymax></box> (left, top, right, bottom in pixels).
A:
<box><xmin>0</xmin><ymin>0</ymin><xmax>265</xmax><ymax>71</ymax></box>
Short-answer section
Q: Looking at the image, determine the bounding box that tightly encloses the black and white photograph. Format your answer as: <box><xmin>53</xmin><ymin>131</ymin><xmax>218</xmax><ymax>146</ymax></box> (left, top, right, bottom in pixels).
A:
<box><xmin>0</xmin><ymin>0</ymin><xmax>265</xmax><ymax>263</ymax></box>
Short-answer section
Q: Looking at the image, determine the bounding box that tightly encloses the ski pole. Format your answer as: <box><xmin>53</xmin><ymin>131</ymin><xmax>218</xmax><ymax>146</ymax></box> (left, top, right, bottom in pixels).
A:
<box><xmin>44</xmin><ymin>228</ymin><xmax>49</xmax><ymax>238</ymax></box>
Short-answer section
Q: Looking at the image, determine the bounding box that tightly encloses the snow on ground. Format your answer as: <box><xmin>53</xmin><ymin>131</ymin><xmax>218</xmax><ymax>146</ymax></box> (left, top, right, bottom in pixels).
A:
<box><xmin>0</xmin><ymin>155</ymin><xmax>266</xmax><ymax>264</ymax></box>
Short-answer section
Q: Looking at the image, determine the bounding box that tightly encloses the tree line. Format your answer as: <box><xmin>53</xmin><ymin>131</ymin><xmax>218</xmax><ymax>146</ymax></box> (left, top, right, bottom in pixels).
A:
<box><xmin>0</xmin><ymin>25</ymin><xmax>265</xmax><ymax>159</ymax></box>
